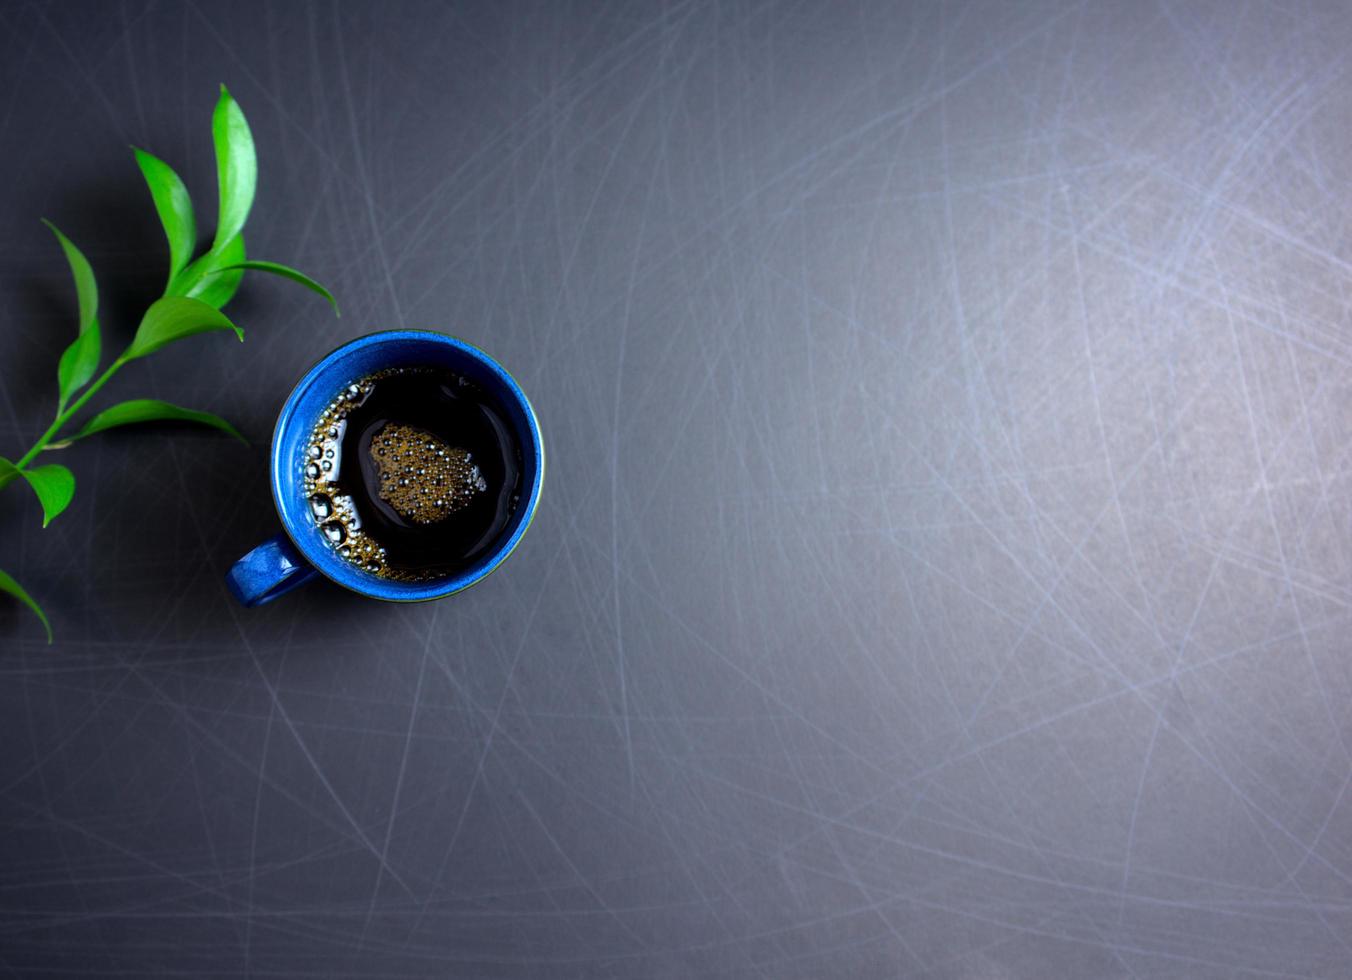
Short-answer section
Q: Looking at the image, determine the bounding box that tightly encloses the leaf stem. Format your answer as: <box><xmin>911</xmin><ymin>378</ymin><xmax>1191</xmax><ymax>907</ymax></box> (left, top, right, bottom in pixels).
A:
<box><xmin>10</xmin><ymin>353</ymin><xmax>129</xmax><ymax>473</ymax></box>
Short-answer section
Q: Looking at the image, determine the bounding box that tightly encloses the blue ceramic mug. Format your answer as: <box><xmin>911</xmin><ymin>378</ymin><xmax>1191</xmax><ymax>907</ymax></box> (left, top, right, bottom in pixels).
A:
<box><xmin>226</xmin><ymin>330</ymin><xmax>543</xmax><ymax>606</ymax></box>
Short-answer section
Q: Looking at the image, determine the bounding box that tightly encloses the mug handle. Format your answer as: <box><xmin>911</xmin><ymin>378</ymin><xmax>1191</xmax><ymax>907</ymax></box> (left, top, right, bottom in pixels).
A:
<box><xmin>226</xmin><ymin>534</ymin><xmax>319</xmax><ymax>607</ymax></box>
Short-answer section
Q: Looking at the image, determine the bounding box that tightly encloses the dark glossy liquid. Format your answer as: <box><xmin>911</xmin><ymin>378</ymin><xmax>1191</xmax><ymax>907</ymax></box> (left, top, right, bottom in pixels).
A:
<box><xmin>304</xmin><ymin>367</ymin><xmax>522</xmax><ymax>580</ymax></box>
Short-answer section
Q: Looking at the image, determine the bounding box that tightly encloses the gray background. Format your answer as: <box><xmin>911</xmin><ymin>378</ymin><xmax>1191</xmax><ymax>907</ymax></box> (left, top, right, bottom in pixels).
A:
<box><xmin>2</xmin><ymin>1</ymin><xmax>1351</xmax><ymax>976</ymax></box>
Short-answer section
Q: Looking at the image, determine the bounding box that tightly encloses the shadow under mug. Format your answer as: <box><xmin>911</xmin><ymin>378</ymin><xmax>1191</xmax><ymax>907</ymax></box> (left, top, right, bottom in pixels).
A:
<box><xmin>226</xmin><ymin>330</ymin><xmax>544</xmax><ymax>606</ymax></box>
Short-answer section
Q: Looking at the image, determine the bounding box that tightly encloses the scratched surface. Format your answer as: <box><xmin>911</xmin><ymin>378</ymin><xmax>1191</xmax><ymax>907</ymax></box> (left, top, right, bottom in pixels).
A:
<box><xmin>2</xmin><ymin>1</ymin><xmax>1352</xmax><ymax>977</ymax></box>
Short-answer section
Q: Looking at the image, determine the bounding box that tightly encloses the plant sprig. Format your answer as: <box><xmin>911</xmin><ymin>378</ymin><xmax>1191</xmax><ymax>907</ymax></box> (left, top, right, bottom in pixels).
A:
<box><xmin>1</xmin><ymin>85</ymin><xmax>338</xmax><ymax>643</ymax></box>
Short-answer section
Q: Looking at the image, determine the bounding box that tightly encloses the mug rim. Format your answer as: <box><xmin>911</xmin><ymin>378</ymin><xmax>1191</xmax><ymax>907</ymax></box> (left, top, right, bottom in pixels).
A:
<box><xmin>269</xmin><ymin>329</ymin><xmax>544</xmax><ymax>602</ymax></box>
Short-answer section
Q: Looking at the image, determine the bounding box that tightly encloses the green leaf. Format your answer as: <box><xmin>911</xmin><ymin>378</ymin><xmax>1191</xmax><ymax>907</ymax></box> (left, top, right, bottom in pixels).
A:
<box><xmin>40</xmin><ymin>220</ymin><xmax>98</xmax><ymax>335</ymax></box>
<box><xmin>212</xmin><ymin>260</ymin><xmax>339</xmax><ymax>315</ymax></box>
<box><xmin>176</xmin><ymin>232</ymin><xmax>245</xmax><ymax>310</ymax></box>
<box><xmin>0</xmin><ymin>459</ymin><xmax>76</xmax><ymax>528</ymax></box>
<box><xmin>65</xmin><ymin>399</ymin><xmax>246</xmax><ymax>445</ymax></box>
<box><xmin>56</xmin><ymin>323</ymin><xmax>101</xmax><ymax>410</ymax></box>
<box><xmin>211</xmin><ymin>84</ymin><xmax>256</xmax><ymax>254</ymax></box>
<box><xmin>133</xmin><ymin>147</ymin><xmax>197</xmax><ymax>283</ymax></box>
<box><xmin>125</xmin><ymin>295</ymin><xmax>243</xmax><ymax>361</ymax></box>
<box><xmin>0</xmin><ymin>567</ymin><xmax>52</xmax><ymax>644</ymax></box>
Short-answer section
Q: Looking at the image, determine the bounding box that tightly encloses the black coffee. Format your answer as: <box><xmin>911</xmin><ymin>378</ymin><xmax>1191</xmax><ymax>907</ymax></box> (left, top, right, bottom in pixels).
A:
<box><xmin>301</xmin><ymin>366</ymin><xmax>522</xmax><ymax>581</ymax></box>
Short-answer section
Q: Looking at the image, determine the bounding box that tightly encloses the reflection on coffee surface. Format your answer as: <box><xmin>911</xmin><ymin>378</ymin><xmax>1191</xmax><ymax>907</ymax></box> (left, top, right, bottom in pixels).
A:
<box><xmin>301</xmin><ymin>366</ymin><xmax>522</xmax><ymax>581</ymax></box>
